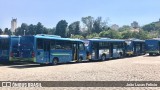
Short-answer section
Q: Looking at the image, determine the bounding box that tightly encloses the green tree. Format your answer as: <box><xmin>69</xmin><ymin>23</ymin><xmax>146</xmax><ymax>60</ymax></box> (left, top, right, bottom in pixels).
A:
<box><xmin>28</xmin><ymin>24</ymin><xmax>36</xmax><ymax>35</ymax></box>
<box><xmin>136</xmin><ymin>30</ymin><xmax>152</xmax><ymax>39</ymax></box>
<box><xmin>21</xmin><ymin>23</ymin><xmax>28</xmax><ymax>35</ymax></box>
<box><xmin>86</xmin><ymin>33</ymin><xmax>99</xmax><ymax>39</ymax></box>
<box><xmin>99</xmin><ymin>29</ymin><xmax>121</xmax><ymax>39</ymax></box>
<box><xmin>121</xmin><ymin>31</ymin><xmax>133</xmax><ymax>39</ymax></box>
<box><xmin>36</xmin><ymin>22</ymin><xmax>44</xmax><ymax>34</ymax></box>
<box><xmin>81</xmin><ymin>30</ymin><xmax>88</xmax><ymax>38</ymax></box>
<box><xmin>48</xmin><ymin>27</ymin><xmax>56</xmax><ymax>35</ymax></box>
<box><xmin>68</xmin><ymin>21</ymin><xmax>80</xmax><ymax>37</ymax></box>
<box><xmin>71</xmin><ymin>35</ymin><xmax>84</xmax><ymax>39</ymax></box>
<box><xmin>0</xmin><ymin>28</ymin><xmax>3</xmax><ymax>35</ymax></box>
<box><xmin>81</xmin><ymin>16</ymin><xmax>94</xmax><ymax>34</ymax></box>
<box><xmin>43</xmin><ymin>27</ymin><xmax>49</xmax><ymax>34</ymax></box>
<box><xmin>55</xmin><ymin>20</ymin><xmax>68</xmax><ymax>37</ymax></box>
<box><xmin>92</xmin><ymin>17</ymin><xmax>103</xmax><ymax>33</ymax></box>
<box><xmin>142</xmin><ymin>23</ymin><xmax>155</xmax><ymax>32</ymax></box>
<box><xmin>15</xmin><ymin>23</ymin><xmax>28</xmax><ymax>35</ymax></box>
<box><xmin>4</xmin><ymin>28</ymin><xmax>12</xmax><ymax>35</ymax></box>
<box><xmin>118</xmin><ymin>25</ymin><xmax>131</xmax><ymax>32</ymax></box>
<box><xmin>15</xmin><ymin>27</ymin><xmax>21</xmax><ymax>35</ymax></box>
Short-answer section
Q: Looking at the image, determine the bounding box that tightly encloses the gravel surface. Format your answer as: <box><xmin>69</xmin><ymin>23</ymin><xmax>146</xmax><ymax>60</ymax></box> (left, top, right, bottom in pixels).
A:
<box><xmin>0</xmin><ymin>55</ymin><xmax>160</xmax><ymax>90</ymax></box>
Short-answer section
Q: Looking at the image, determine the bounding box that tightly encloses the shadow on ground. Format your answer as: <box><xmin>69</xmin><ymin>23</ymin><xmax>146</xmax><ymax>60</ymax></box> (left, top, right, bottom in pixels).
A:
<box><xmin>0</xmin><ymin>55</ymin><xmax>147</xmax><ymax>69</ymax></box>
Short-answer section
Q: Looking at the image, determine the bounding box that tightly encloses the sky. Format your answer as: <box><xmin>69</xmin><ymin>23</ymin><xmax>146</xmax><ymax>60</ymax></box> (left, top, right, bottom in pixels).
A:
<box><xmin>0</xmin><ymin>0</ymin><xmax>160</xmax><ymax>30</ymax></box>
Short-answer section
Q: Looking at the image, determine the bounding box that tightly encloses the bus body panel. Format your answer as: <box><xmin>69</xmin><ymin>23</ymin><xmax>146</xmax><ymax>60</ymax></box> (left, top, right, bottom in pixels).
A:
<box><xmin>84</xmin><ymin>39</ymin><xmax>125</xmax><ymax>61</ymax></box>
<box><xmin>9</xmin><ymin>36</ymin><xmax>21</xmax><ymax>61</ymax></box>
<box><xmin>50</xmin><ymin>50</ymin><xmax>72</xmax><ymax>63</ymax></box>
<box><xmin>0</xmin><ymin>35</ymin><xmax>20</xmax><ymax>63</ymax></box>
<box><xmin>10</xmin><ymin>36</ymin><xmax>35</xmax><ymax>62</ymax></box>
<box><xmin>125</xmin><ymin>39</ymin><xmax>145</xmax><ymax>56</ymax></box>
<box><xmin>16</xmin><ymin>35</ymin><xmax>86</xmax><ymax>64</ymax></box>
<box><xmin>0</xmin><ymin>36</ymin><xmax>10</xmax><ymax>62</ymax></box>
<box><xmin>145</xmin><ymin>39</ymin><xmax>160</xmax><ymax>55</ymax></box>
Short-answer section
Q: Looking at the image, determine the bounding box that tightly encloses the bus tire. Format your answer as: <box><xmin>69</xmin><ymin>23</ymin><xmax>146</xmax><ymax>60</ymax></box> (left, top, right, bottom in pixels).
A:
<box><xmin>101</xmin><ymin>54</ymin><xmax>106</xmax><ymax>61</ymax></box>
<box><xmin>52</xmin><ymin>58</ymin><xmax>58</xmax><ymax>65</ymax></box>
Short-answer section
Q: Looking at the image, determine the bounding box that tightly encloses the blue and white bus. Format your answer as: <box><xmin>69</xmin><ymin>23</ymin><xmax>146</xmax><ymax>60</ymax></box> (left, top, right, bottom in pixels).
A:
<box><xmin>0</xmin><ymin>35</ymin><xmax>20</xmax><ymax>63</ymax></box>
<box><xmin>125</xmin><ymin>39</ymin><xmax>145</xmax><ymax>56</ymax></box>
<box><xmin>84</xmin><ymin>38</ymin><xmax>125</xmax><ymax>61</ymax></box>
<box><xmin>13</xmin><ymin>34</ymin><xmax>86</xmax><ymax>65</ymax></box>
<box><xmin>145</xmin><ymin>39</ymin><xmax>160</xmax><ymax>56</ymax></box>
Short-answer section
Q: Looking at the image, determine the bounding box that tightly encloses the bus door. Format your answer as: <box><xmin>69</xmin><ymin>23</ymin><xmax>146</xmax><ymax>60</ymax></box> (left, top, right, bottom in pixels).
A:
<box><xmin>140</xmin><ymin>43</ymin><xmax>143</xmax><ymax>54</ymax></box>
<box><xmin>72</xmin><ymin>42</ymin><xmax>78</xmax><ymax>61</ymax></box>
<box><xmin>92</xmin><ymin>42</ymin><xmax>99</xmax><ymax>59</ymax></box>
<box><xmin>135</xmin><ymin>43</ymin><xmax>140</xmax><ymax>55</ymax></box>
<box><xmin>44</xmin><ymin>40</ymin><xmax>50</xmax><ymax>63</ymax></box>
<box><xmin>78</xmin><ymin>42</ymin><xmax>86</xmax><ymax>61</ymax></box>
<box><xmin>133</xmin><ymin>43</ymin><xmax>136</xmax><ymax>55</ymax></box>
<box><xmin>110</xmin><ymin>43</ymin><xmax>113</xmax><ymax>58</ymax></box>
<box><xmin>37</xmin><ymin>39</ymin><xmax>44</xmax><ymax>62</ymax></box>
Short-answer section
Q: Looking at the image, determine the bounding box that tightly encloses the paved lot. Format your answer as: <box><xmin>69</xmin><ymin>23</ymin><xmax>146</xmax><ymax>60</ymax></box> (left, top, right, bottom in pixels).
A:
<box><xmin>0</xmin><ymin>55</ymin><xmax>160</xmax><ymax>90</ymax></box>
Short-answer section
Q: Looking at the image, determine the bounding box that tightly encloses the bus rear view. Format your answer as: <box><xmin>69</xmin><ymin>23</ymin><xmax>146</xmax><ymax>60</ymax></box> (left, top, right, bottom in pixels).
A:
<box><xmin>145</xmin><ymin>39</ymin><xmax>160</xmax><ymax>56</ymax></box>
<box><xmin>19</xmin><ymin>36</ymin><xmax>35</xmax><ymax>62</ymax></box>
<box><xmin>10</xmin><ymin>36</ymin><xmax>21</xmax><ymax>62</ymax></box>
<box><xmin>0</xmin><ymin>35</ymin><xmax>10</xmax><ymax>62</ymax></box>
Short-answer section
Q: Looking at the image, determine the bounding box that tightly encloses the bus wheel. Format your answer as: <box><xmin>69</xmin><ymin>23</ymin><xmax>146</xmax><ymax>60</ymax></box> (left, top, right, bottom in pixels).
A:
<box><xmin>101</xmin><ymin>55</ymin><xmax>106</xmax><ymax>61</ymax></box>
<box><xmin>52</xmin><ymin>58</ymin><xmax>58</xmax><ymax>65</ymax></box>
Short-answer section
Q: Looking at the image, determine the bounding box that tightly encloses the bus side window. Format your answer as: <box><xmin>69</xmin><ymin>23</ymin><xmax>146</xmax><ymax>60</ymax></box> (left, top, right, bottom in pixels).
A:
<box><xmin>37</xmin><ymin>39</ymin><xmax>43</xmax><ymax>50</ymax></box>
<box><xmin>55</xmin><ymin>41</ymin><xmax>63</xmax><ymax>49</ymax></box>
<box><xmin>50</xmin><ymin>40</ymin><xmax>56</xmax><ymax>50</ymax></box>
<box><xmin>79</xmin><ymin>43</ymin><xmax>85</xmax><ymax>50</ymax></box>
<box><xmin>64</xmin><ymin>42</ymin><xmax>71</xmax><ymax>50</ymax></box>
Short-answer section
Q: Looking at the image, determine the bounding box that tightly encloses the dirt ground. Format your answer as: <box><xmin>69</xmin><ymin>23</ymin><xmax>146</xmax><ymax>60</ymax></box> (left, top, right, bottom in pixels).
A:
<box><xmin>0</xmin><ymin>54</ymin><xmax>160</xmax><ymax>90</ymax></box>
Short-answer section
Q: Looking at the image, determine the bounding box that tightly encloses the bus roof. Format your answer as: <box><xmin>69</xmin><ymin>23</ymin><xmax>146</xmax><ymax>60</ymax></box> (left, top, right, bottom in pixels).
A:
<box><xmin>124</xmin><ymin>38</ymin><xmax>145</xmax><ymax>42</ymax></box>
<box><xmin>36</xmin><ymin>34</ymin><xmax>61</xmax><ymax>38</ymax></box>
<box><xmin>0</xmin><ymin>35</ymin><xmax>9</xmax><ymax>38</ymax></box>
<box><xmin>146</xmin><ymin>38</ymin><xmax>160</xmax><ymax>41</ymax></box>
<box><xmin>21</xmin><ymin>35</ymin><xmax>84</xmax><ymax>43</ymax></box>
<box><xmin>86</xmin><ymin>38</ymin><xmax>125</xmax><ymax>42</ymax></box>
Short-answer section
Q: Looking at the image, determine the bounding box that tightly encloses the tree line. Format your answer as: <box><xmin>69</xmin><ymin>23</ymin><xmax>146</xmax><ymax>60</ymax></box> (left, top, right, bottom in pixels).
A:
<box><xmin>0</xmin><ymin>16</ymin><xmax>159</xmax><ymax>39</ymax></box>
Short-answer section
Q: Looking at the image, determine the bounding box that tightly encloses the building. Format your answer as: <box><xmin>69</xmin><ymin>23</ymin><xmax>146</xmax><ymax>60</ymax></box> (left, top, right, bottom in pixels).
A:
<box><xmin>11</xmin><ymin>18</ymin><xmax>17</xmax><ymax>32</ymax></box>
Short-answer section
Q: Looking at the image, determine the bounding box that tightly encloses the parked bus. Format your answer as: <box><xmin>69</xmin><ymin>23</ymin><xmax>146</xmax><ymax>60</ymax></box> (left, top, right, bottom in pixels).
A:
<box><xmin>125</xmin><ymin>39</ymin><xmax>145</xmax><ymax>56</ymax></box>
<box><xmin>0</xmin><ymin>35</ymin><xmax>20</xmax><ymax>63</ymax></box>
<box><xmin>84</xmin><ymin>38</ymin><xmax>125</xmax><ymax>61</ymax></box>
<box><xmin>145</xmin><ymin>39</ymin><xmax>160</xmax><ymax>56</ymax></box>
<box><xmin>12</xmin><ymin>35</ymin><xmax>86</xmax><ymax>65</ymax></box>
